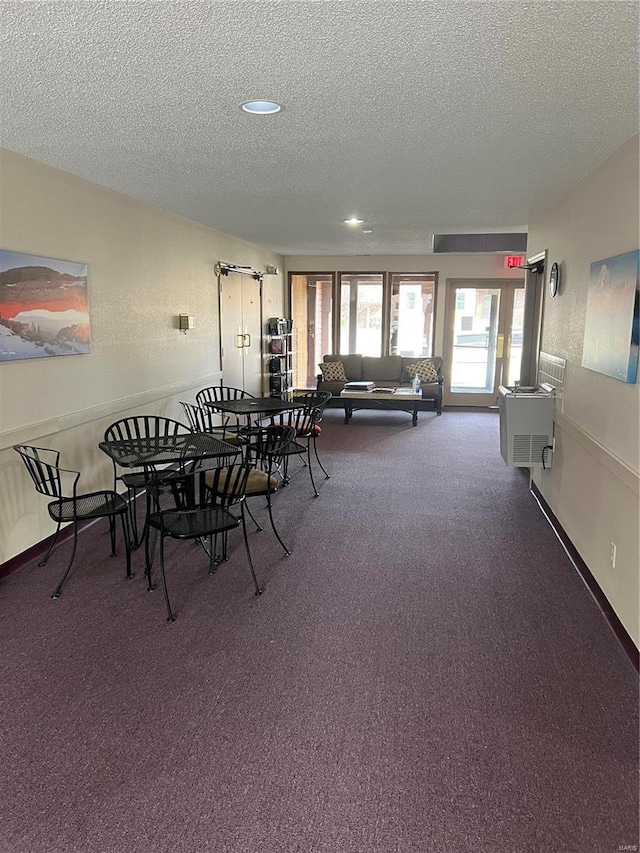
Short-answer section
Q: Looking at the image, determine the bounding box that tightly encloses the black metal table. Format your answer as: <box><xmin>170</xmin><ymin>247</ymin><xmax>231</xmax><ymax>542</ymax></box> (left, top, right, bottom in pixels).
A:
<box><xmin>99</xmin><ymin>432</ymin><xmax>240</xmax><ymax>469</ymax></box>
<box><xmin>203</xmin><ymin>396</ymin><xmax>305</xmax><ymax>430</ymax></box>
<box><xmin>99</xmin><ymin>431</ymin><xmax>242</xmax><ymax>582</ymax></box>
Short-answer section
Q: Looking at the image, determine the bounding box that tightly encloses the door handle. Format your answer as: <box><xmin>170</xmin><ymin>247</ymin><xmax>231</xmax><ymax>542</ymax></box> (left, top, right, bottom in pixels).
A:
<box><xmin>243</xmin><ymin>333</ymin><xmax>251</xmax><ymax>348</ymax></box>
<box><xmin>236</xmin><ymin>333</ymin><xmax>244</xmax><ymax>348</ymax></box>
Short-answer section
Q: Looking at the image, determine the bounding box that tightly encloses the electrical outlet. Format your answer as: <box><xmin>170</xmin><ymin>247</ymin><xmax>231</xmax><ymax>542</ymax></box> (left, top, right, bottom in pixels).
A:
<box><xmin>610</xmin><ymin>542</ymin><xmax>617</xmax><ymax>568</ymax></box>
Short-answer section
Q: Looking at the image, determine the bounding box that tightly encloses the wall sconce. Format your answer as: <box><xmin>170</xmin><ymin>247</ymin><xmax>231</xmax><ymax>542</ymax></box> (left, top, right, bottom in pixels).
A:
<box><xmin>178</xmin><ymin>314</ymin><xmax>194</xmax><ymax>333</ymax></box>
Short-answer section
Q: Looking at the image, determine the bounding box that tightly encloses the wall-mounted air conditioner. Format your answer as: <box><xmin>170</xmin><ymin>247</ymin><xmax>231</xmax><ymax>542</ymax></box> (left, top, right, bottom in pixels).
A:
<box><xmin>498</xmin><ymin>384</ymin><xmax>555</xmax><ymax>468</ymax></box>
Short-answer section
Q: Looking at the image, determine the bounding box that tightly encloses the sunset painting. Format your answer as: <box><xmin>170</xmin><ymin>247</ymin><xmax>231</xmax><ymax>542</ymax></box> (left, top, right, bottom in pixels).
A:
<box><xmin>0</xmin><ymin>250</ymin><xmax>90</xmax><ymax>361</ymax></box>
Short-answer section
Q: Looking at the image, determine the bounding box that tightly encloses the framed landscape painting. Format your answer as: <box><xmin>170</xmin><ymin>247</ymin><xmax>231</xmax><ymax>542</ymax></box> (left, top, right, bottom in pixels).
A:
<box><xmin>0</xmin><ymin>250</ymin><xmax>90</xmax><ymax>361</ymax></box>
<box><xmin>582</xmin><ymin>249</ymin><xmax>639</xmax><ymax>384</ymax></box>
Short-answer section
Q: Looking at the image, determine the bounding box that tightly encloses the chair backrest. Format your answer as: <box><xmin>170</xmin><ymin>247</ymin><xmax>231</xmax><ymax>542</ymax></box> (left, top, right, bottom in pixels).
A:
<box><xmin>104</xmin><ymin>415</ymin><xmax>191</xmax><ymax>443</ymax></box>
<box><xmin>203</xmin><ymin>465</ymin><xmax>252</xmax><ymax>509</ymax></box>
<box><xmin>195</xmin><ymin>386</ymin><xmax>254</xmax><ymax>408</ymax></box>
<box><xmin>14</xmin><ymin>444</ymin><xmax>72</xmax><ymax>500</ymax></box>
<box><xmin>160</xmin><ymin>465</ymin><xmax>251</xmax><ymax>512</ymax></box>
<box><xmin>247</xmin><ymin>425</ymin><xmax>296</xmax><ymax>472</ymax></box>
<box><xmin>294</xmin><ymin>390</ymin><xmax>332</xmax><ymax>412</ymax></box>
<box><xmin>271</xmin><ymin>407</ymin><xmax>316</xmax><ymax>437</ymax></box>
<box><xmin>292</xmin><ymin>391</ymin><xmax>332</xmax><ymax>427</ymax></box>
<box><xmin>179</xmin><ymin>401</ymin><xmax>219</xmax><ymax>433</ymax></box>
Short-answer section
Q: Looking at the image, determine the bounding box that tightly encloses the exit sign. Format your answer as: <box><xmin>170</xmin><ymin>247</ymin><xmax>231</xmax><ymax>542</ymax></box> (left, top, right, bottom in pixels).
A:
<box><xmin>505</xmin><ymin>256</ymin><xmax>524</xmax><ymax>269</ymax></box>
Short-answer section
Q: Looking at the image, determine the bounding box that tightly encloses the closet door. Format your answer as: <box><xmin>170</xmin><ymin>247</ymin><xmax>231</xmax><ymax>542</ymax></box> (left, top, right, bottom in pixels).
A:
<box><xmin>220</xmin><ymin>274</ymin><xmax>263</xmax><ymax>395</ymax></box>
<box><xmin>241</xmin><ymin>275</ymin><xmax>262</xmax><ymax>395</ymax></box>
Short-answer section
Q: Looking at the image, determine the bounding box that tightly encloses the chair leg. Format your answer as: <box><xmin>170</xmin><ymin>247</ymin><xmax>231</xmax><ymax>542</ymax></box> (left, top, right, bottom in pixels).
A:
<box><xmin>39</xmin><ymin>519</ymin><xmax>62</xmax><ymax>567</ymax></box>
<box><xmin>306</xmin><ymin>443</ymin><xmax>319</xmax><ymax>498</ymax></box>
<box><xmin>158</xmin><ymin>536</ymin><xmax>175</xmax><ymax>622</ymax></box>
<box><xmin>109</xmin><ymin>515</ymin><xmax>117</xmax><ymax>556</ymax></box>
<box><xmin>312</xmin><ymin>436</ymin><xmax>330</xmax><ymax>479</ymax></box>
<box><xmin>120</xmin><ymin>513</ymin><xmax>132</xmax><ymax>579</ymax></box>
<box><xmin>50</xmin><ymin>519</ymin><xmax>79</xmax><ymax>599</ymax></box>
<box><xmin>244</xmin><ymin>500</ymin><xmax>264</xmax><ymax>532</ymax></box>
<box><xmin>266</xmin><ymin>492</ymin><xmax>290</xmax><ymax>556</ymax></box>
<box><xmin>207</xmin><ymin>534</ymin><xmax>216</xmax><ymax>575</ymax></box>
<box><xmin>127</xmin><ymin>488</ymin><xmax>140</xmax><ymax>549</ymax></box>
<box><xmin>241</xmin><ymin>507</ymin><xmax>263</xmax><ymax>595</ymax></box>
<box><xmin>144</xmin><ymin>526</ymin><xmax>156</xmax><ymax>591</ymax></box>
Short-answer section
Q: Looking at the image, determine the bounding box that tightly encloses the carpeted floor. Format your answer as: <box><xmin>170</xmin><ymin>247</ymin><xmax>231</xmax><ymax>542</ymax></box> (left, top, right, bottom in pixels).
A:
<box><xmin>1</xmin><ymin>409</ymin><xmax>637</xmax><ymax>853</ymax></box>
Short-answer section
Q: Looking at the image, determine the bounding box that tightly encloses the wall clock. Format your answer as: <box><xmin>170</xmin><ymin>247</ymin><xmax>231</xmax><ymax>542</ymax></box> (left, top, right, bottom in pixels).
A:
<box><xmin>549</xmin><ymin>262</ymin><xmax>560</xmax><ymax>297</ymax></box>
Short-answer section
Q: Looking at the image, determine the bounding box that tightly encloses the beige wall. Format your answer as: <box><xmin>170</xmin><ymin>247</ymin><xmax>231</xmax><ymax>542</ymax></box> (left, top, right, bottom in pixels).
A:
<box><xmin>0</xmin><ymin>148</ymin><xmax>284</xmax><ymax>562</ymax></box>
<box><xmin>528</xmin><ymin>134</ymin><xmax>639</xmax><ymax>646</ymax></box>
<box><xmin>284</xmin><ymin>255</ymin><xmax>524</xmax><ymax>357</ymax></box>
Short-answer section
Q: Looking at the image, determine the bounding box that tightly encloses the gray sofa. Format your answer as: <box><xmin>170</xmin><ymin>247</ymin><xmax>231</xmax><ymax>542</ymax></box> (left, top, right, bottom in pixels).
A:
<box><xmin>317</xmin><ymin>354</ymin><xmax>443</xmax><ymax>415</ymax></box>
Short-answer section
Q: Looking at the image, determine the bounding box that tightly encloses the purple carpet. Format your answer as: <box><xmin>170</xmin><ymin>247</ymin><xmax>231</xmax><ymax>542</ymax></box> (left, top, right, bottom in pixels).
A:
<box><xmin>1</xmin><ymin>410</ymin><xmax>637</xmax><ymax>853</ymax></box>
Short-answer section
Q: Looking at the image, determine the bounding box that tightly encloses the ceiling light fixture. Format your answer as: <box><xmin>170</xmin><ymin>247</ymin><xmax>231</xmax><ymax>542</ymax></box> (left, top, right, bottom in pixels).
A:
<box><xmin>344</xmin><ymin>217</ymin><xmax>364</xmax><ymax>225</ymax></box>
<box><xmin>241</xmin><ymin>100</ymin><xmax>282</xmax><ymax>115</ymax></box>
<box><xmin>362</xmin><ymin>227</ymin><xmax>373</xmax><ymax>234</ymax></box>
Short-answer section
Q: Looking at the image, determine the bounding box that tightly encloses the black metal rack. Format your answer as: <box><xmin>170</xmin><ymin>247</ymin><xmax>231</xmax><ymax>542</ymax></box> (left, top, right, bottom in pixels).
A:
<box><xmin>267</xmin><ymin>318</ymin><xmax>295</xmax><ymax>397</ymax></box>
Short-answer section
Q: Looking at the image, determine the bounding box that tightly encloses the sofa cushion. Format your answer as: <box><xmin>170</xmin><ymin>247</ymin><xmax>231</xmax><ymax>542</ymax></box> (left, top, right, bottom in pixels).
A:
<box><xmin>401</xmin><ymin>358</ymin><xmax>439</xmax><ymax>383</ymax></box>
<box><xmin>319</xmin><ymin>360</ymin><xmax>348</xmax><ymax>382</ymax></box>
<box><xmin>323</xmin><ymin>353</ymin><xmax>362</xmax><ymax>380</ymax></box>
<box><xmin>362</xmin><ymin>355</ymin><xmax>402</xmax><ymax>382</ymax></box>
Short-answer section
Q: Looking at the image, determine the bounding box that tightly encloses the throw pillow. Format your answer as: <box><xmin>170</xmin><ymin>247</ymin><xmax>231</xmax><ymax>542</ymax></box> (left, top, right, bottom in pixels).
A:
<box><xmin>404</xmin><ymin>359</ymin><xmax>438</xmax><ymax>383</ymax></box>
<box><xmin>319</xmin><ymin>360</ymin><xmax>348</xmax><ymax>382</ymax></box>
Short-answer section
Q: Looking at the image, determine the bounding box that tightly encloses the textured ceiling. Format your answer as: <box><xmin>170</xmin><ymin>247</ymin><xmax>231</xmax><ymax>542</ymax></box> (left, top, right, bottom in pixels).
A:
<box><xmin>0</xmin><ymin>1</ymin><xmax>638</xmax><ymax>256</ymax></box>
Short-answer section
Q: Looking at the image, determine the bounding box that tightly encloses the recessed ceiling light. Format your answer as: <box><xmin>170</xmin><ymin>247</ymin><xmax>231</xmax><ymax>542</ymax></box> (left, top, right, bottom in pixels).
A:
<box><xmin>362</xmin><ymin>228</ymin><xmax>373</xmax><ymax>234</ymax></box>
<box><xmin>241</xmin><ymin>100</ymin><xmax>282</xmax><ymax>115</ymax></box>
<box><xmin>344</xmin><ymin>217</ymin><xmax>364</xmax><ymax>225</ymax></box>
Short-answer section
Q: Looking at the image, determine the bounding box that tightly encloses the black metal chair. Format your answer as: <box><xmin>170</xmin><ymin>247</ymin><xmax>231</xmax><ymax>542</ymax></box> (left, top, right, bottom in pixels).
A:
<box><xmin>270</xmin><ymin>392</ymin><xmax>332</xmax><ymax>496</ymax></box>
<box><xmin>240</xmin><ymin>425</ymin><xmax>296</xmax><ymax>555</ymax></box>
<box><xmin>103</xmin><ymin>416</ymin><xmax>192</xmax><ymax>548</ymax></box>
<box><xmin>179</xmin><ymin>401</ymin><xmax>244</xmax><ymax>452</ymax></box>
<box><xmin>293</xmin><ymin>390</ymin><xmax>332</xmax><ymax>476</ymax></box>
<box><xmin>195</xmin><ymin>386</ymin><xmax>254</xmax><ymax>440</ymax></box>
<box><xmin>146</xmin><ymin>465</ymin><xmax>260</xmax><ymax>622</ymax></box>
<box><xmin>14</xmin><ymin>444</ymin><xmax>131</xmax><ymax>598</ymax></box>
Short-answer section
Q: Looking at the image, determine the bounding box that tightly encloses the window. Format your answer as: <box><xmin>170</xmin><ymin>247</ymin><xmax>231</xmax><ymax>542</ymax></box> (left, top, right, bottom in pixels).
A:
<box><xmin>339</xmin><ymin>274</ymin><xmax>384</xmax><ymax>356</ymax></box>
<box><xmin>290</xmin><ymin>270</ymin><xmax>437</xmax><ymax>365</ymax></box>
<box><xmin>389</xmin><ymin>273</ymin><xmax>436</xmax><ymax>357</ymax></box>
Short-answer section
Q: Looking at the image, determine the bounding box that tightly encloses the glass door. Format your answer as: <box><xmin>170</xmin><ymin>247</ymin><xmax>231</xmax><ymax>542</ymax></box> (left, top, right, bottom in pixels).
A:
<box><xmin>443</xmin><ymin>280</ymin><xmax>524</xmax><ymax>407</ymax></box>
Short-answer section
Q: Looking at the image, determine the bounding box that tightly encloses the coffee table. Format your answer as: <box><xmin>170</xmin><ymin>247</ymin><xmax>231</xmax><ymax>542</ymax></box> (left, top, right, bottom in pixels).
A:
<box><xmin>339</xmin><ymin>388</ymin><xmax>423</xmax><ymax>426</ymax></box>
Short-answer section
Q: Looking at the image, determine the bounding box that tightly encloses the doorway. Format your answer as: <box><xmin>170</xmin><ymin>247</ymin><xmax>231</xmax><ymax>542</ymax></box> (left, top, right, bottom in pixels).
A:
<box><xmin>290</xmin><ymin>274</ymin><xmax>334</xmax><ymax>387</ymax></box>
<box><xmin>219</xmin><ymin>273</ymin><xmax>263</xmax><ymax>395</ymax></box>
<box><xmin>443</xmin><ymin>279</ymin><xmax>525</xmax><ymax>407</ymax></box>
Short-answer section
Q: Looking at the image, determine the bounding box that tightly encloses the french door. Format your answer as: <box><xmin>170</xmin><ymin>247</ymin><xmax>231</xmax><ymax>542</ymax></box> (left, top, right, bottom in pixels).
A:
<box><xmin>443</xmin><ymin>280</ymin><xmax>525</xmax><ymax>407</ymax></box>
<box><xmin>220</xmin><ymin>273</ymin><xmax>263</xmax><ymax>395</ymax></box>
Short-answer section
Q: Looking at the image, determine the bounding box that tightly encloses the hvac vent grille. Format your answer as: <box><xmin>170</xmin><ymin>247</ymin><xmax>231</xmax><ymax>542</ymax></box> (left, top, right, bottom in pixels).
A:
<box><xmin>433</xmin><ymin>233</ymin><xmax>528</xmax><ymax>253</ymax></box>
<box><xmin>512</xmin><ymin>434</ymin><xmax>552</xmax><ymax>465</ymax></box>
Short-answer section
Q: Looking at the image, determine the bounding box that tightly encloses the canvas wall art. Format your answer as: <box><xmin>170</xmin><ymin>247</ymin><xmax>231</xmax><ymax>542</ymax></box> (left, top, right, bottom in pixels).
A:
<box><xmin>581</xmin><ymin>249</ymin><xmax>639</xmax><ymax>384</ymax></box>
<box><xmin>0</xmin><ymin>250</ymin><xmax>90</xmax><ymax>361</ymax></box>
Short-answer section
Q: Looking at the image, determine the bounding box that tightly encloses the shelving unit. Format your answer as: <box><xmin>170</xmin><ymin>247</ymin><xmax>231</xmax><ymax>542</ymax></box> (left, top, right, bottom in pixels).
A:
<box><xmin>267</xmin><ymin>318</ymin><xmax>296</xmax><ymax>396</ymax></box>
